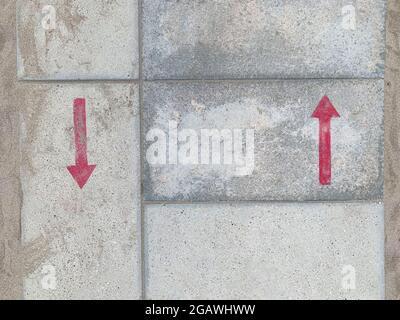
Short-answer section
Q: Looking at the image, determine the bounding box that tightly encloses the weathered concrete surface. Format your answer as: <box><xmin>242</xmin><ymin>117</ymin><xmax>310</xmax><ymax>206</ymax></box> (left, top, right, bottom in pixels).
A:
<box><xmin>145</xmin><ymin>203</ymin><xmax>384</xmax><ymax>300</ymax></box>
<box><xmin>17</xmin><ymin>0</ymin><xmax>139</xmax><ymax>80</ymax></box>
<box><xmin>143</xmin><ymin>80</ymin><xmax>384</xmax><ymax>201</ymax></box>
<box><xmin>385</xmin><ymin>0</ymin><xmax>400</xmax><ymax>300</ymax></box>
<box><xmin>0</xmin><ymin>0</ymin><xmax>22</xmax><ymax>300</ymax></box>
<box><xmin>143</xmin><ymin>0</ymin><xmax>386</xmax><ymax>80</ymax></box>
<box><xmin>1</xmin><ymin>0</ymin><xmax>49</xmax><ymax>300</ymax></box>
<box><xmin>0</xmin><ymin>0</ymin><xmax>393</xmax><ymax>301</ymax></box>
<box><xmin>20</xmin><ymin>83</ymin><xmax>141</xmax><ymax>299</ymax></box>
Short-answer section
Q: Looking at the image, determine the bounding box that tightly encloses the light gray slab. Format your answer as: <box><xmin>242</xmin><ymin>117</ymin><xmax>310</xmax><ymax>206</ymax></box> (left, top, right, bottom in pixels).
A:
<box><xmin>143</xmin><ymin>80</ymin><xmax>384</xmax><ymax>201</ymax></box>
<box><xmin>20</xmin><ymin>83</ymin><xmax>141</xmax><ymax>299</ymax></box>
<box><xmin>17</xmin><ymin>0</ymin><xmax>139</xmax><ymax>80</ymax></box>
<box><xmin>145</xmin><ymin>203</ymin><xmax>384</xmax><ymax>300</ymax></box>
<box><xmin>143</xmin><ymin>0</ymin><xmax>386</xmax><ymax>79</ymax></box>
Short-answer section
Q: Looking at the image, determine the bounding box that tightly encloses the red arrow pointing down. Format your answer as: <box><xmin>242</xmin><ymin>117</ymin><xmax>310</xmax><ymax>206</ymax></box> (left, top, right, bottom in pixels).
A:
<box><xmin>67</xmin><ymin>98</ymin><xmax>96</xmax><ymax>189</ymax></box>
<box><xmin>312</xmin><ymin>96</ymin><xmax>340</xmax><ymax>185</ymax></box>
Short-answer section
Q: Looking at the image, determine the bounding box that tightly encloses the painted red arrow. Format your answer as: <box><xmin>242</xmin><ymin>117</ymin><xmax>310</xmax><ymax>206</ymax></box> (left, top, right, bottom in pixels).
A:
<box><xmin>67</xmin><ymin>98</ymin><xmax>96</xmax><ymax>189</ymax></box>
<box><xmin>312</xmin><ymin>96</ymin><xmax>340</xmax><ymax>185</ymax></box>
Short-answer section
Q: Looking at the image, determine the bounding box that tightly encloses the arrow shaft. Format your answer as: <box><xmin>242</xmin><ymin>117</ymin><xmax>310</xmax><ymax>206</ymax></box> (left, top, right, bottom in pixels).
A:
<box><xmin>318</xmin><ymin>118</ymin><xmax>332</xmax><ymax>185</ymax></box>
<box><xmin>73</xmin><ymin>98</ymin><xmax>88</xmax><ymax>166</ymax></box>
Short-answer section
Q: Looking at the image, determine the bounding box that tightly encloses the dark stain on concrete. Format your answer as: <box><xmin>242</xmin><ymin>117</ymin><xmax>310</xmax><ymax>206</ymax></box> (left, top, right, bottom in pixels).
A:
<box><xmin>0</xmin><ymin>26</ymin><xmax>5</xmax><ymax>53</ymax></box>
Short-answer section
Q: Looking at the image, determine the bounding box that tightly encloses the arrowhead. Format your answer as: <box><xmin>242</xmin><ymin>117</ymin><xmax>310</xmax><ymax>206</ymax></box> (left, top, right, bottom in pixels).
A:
<box><xmin>67</xmin><ymin>164</ymin><xmax>96</xmax><ymax>189</ymax></box>
<box><xmin>312</xmin><ymin>96</ymin><xmax>340</xmax><ymax>119</ymax></box>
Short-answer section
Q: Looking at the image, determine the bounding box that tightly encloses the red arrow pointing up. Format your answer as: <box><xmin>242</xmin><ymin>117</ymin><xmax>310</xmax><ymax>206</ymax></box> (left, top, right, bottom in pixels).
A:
<box><xmin>312</xmin><ymin>96</ymin><xmax>340</xmax><ymax>185</ymax></box>
<box><xmin>67</xmin><ymin>98</ymin><xmax>96</xmax><ymax>189</ymax></box>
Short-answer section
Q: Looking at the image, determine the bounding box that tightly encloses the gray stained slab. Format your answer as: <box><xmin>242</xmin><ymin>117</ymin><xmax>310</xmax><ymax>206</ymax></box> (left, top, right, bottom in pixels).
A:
<box><xmin>17</xmin><ymin>0</ymin><xmax>139</xmax><ymax>80</ymax></box>
<box><xmin>143</xmin><ymin>80</ymin><xmax>384</xmax><ymax>201</ymax></box>
<box><xmin>143</xmin><ymin>0</ymin><xmax>386</xmax><ymax>80</ymax></box>
<box><xmin>145</xmin><ymin>203</ymin><xmax>384</xmax><ymax>300</ymax></box>
<box><xmin>20</xmin><ymin>83</ymin><xmax>141</xmax><ymax>299</ymax></box>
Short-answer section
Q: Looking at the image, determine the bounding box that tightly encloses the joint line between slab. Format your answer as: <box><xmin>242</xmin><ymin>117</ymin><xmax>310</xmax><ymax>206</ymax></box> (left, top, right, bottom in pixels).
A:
<box><xmin>142</xmin><ymin>200</ymin><xmax>384</xmax><ymax>205</ymax></box>
<box><xmin>142</xmin><ymin>77</ymin><xmax>385</xmax><ymax>82</ymax></box>
<box><xmin>138</xmin><ymin>0</ymin><xmax>146</xmax><ymax>301</ymax></box>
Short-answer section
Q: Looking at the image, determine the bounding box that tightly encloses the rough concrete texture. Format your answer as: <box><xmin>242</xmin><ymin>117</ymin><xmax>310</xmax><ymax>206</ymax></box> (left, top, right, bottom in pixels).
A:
<box><xmin>1</xmin><ymin>0</ymin><xmax>51</xmax><ymax>300</ymax></box>
<box><xmin>145</xmin><ymin>203</ymin><xmax>384</xmax><ymax>300</ymax></box>
<box><xmin>143</xmin><ymin>80</ymin><xmax>384</xmax><ymax>201</ymax></box>
<box><xmin>143</xmin><ymin>0</ymin><xmax>386</xmax><ymax>80</ymax></box>
<box><xmin>17</xmin><ymin>0</ymin><xmax>139</xmax><ymax>80</ymax></box>
<box><xmin>20</xmin><ymin>83</ymin><xmax>141</xmax><ymax>299</ymax></box>
<box><xmin>0</xmin><ymin>0</ymin><xmax>395</xmax><ymax>301</ymax></box>
<box><xmin>385</xmin><ymin>0</ymin><xmax>400</xmax><ymax>300</ymax></box>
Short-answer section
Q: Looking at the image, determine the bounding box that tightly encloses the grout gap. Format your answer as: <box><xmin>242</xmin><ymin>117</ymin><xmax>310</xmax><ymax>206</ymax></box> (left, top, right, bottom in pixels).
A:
<box><xmin>137</xmin><ymin>0</ymin><xmax>146</xmax><ymax>301</ymax></box>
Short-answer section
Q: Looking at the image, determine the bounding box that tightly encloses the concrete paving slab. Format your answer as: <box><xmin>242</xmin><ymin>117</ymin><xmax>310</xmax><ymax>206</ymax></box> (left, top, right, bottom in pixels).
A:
<box><xmin>143</xmin><ymin>80</ymin><xmax>384</xmax><ymax>201</ymax></box>
<box><xmin>20</xmin><ymin>83</ymin><xmax>141</xmax><ymax>299</ymax></box>
<box><xmin>17</xmin><ymin>0</ymin><xmax>139</xmax><ymax>80</ymax></box>
<box><xmin>143</xmin><ymin>0</ymin><xmax>386</xmax><ymax>80</ymax></box>
<box><xmin>145</xmin><ymin>202</ymin><xmax>384</xmax><ymax>300</ymax></box>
